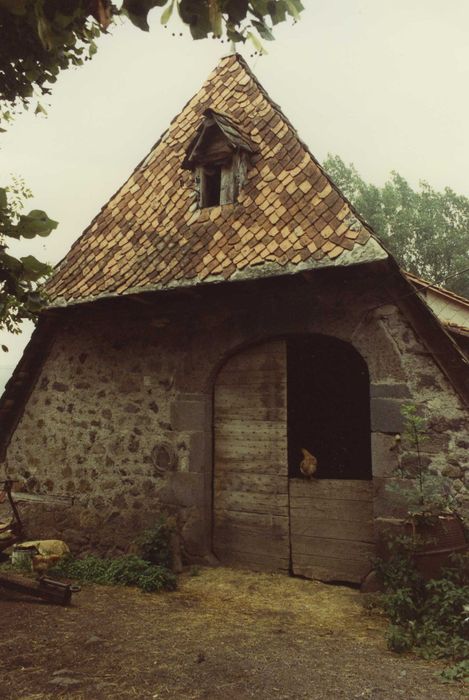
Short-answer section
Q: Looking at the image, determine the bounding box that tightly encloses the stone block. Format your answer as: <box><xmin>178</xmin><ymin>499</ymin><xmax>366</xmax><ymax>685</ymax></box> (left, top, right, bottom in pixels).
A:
<box><xmin>188</xmin><ymin>431</ymin><xmax>210</xmax><ymax>473</ymax></box>
<box><xmin>170</xmin><ymin>396</ymin><xmax>210</xmax><ymax>432</ymax></box>
<box><xmin>370</xmin><ymin>398</ymin><xmax>404</xmax><ymax>433</ymax></box>
<box><xmin>420</xmin><ymin>433</ymin><xmax>450</xmax><ymax>454</ymax></box>
<box><xmin>181</xmin><ymin>507</ymin><xmax>210</xmax><ymax>558</ymax></box>
<box><xmin>159</xmin><ymin>473</ymin><xmax>205</xmax><ymax>508</ymax></box>
<box><xmin>372</xmin><ymin>477</ymin><xmax>408</xmax><ymax>518</ymax></box>
<box><xmin>370</xmin><ymin>383</ymin><xmax>411</xmax><ymax>399</ymax></box>
<box><xmin>371</xmin><ymin>433</ymin><xmax>399</xmax><ymax>478</ymax></box>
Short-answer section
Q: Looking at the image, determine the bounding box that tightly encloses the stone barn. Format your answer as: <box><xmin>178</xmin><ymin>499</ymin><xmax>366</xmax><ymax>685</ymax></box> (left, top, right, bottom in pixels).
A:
<box><xmin>1</xmin><ymin>54</ymin><xmax>468</xmax><ymax>583</ymax></box>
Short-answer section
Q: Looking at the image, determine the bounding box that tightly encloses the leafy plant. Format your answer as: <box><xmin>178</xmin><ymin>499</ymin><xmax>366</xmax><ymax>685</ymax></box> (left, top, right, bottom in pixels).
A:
<box><xmin>49</xmin><ymin>554</ymin><xmax>177</xmax><ymax>593</ymax></box>
<box><xmin>0</xmin><ymin>178</ymin><xmax>56</xmax><ymax>338</ymax></box>
<box><xmin>0</xmin><ymin>1</ymin><xmax>305</xmax><ymax>121</ymax></box>
<box><xmin>0</xmin><ymin>2</ymin><xmax>304</xmax><ymax>335</ymax></box>
<box><xmin>137</xmin><ymin>515</ymin><xmax>175</xmax><ymax>568</ymax></box>
<box><xmin>388</xmin><ymin>403</ymin><xmax>456</xmax><ymax>516</ymax></box>
<box><xmin>375</xmin><ymin>548</ymin><xmax>469</xmax><ymax>677</ymax></box>
<box><xmin>440</xmin><ymin>660</ymin><xmax>469</xmax><ymax>683</ymax></box>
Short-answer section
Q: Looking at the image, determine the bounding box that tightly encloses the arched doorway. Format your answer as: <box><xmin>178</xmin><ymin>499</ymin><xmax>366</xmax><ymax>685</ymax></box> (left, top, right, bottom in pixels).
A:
<box><xmin>212</xmin><ymin>336</ymin><xmax>375</xmax><ymax>583</ymax></box>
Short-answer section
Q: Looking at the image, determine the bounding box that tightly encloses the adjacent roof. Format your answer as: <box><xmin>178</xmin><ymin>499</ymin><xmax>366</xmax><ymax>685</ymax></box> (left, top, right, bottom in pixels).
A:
<box><xmin>45</xmin><ymin>53</ymin><xmax>386</xmax><ymax>308</ymax></box>
<box><xmin>406</xmin><ymin>272</ymin><xmax>469</xmax><ymax>335</ymax></box>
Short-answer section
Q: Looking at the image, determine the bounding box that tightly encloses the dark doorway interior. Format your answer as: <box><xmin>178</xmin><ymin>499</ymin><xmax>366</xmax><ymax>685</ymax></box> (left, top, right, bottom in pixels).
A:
<box><xmin>287</xmin><ymin>335</ymin><xmax>371</xmax><ymax>480</ymax></box>
<box><xmin>202</xmin><ymin>165</ymin><xmax>222</xmax><ymax>207</ymax></box>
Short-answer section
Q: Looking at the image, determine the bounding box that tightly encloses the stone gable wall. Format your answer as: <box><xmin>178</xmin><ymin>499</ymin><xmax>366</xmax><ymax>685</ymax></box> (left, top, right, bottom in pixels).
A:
<box><xmin>3</xmin><ymin>271</ymin><xmax>468</xmax><ymax>559</ymax></box>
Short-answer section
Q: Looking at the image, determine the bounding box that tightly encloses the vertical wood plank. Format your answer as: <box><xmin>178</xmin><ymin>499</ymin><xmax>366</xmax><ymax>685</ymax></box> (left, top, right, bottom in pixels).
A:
<box><xmin>213</xmin><ymin>340</ymin><xmax>290</xmax><ymax>572</ymax></box>
<box><xmin>290</xmin><ymin>478</ymin><xmax>375</xmax><ymax>583</ymax></box>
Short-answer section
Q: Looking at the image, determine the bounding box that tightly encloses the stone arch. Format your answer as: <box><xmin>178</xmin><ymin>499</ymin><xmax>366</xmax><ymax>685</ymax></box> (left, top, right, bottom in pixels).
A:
<box><xmin>211</xmin><ymin>333</ymin><xmax>375</xmax><ymax>581</ymax></box>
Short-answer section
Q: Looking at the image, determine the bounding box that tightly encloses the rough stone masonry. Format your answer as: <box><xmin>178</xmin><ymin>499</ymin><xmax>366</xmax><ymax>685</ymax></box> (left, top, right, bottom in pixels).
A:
<box><xmin>4</xmin><ymin>269</ymin><xmax>469</xmax><ymax>560</ymax></box>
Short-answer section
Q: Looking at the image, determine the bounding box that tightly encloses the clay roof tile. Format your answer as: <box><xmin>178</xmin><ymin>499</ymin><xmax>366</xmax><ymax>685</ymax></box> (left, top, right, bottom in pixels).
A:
<box><xmin>46</xmin><ymin>54</ymin><xmax>386</xmax><ymax>306</ymax></box>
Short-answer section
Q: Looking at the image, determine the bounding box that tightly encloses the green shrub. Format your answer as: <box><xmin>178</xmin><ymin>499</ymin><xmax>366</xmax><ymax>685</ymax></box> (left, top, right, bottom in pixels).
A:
<box><xmin>49</xmin><ymin>554</ymin><xmax>177</xmax><ymax>593</ymax></box>
<box><xmin>375</xmin><ymin>550</ymin><xmax>469</xmax><ymax>678</ymax></box>
<box><xmin>441</xmin><ymin>660</ymin><xmax>469</xmax><ymax>683</ymax></box>
<box><xmin>137</xmin><ymin>516</ymin><xmax>175</xmax><ymax>568</ymax></box>
<box><xmin>387</xmin><ymin>625</ymin><xmax>413</xmax><ymax>653</ymax></box>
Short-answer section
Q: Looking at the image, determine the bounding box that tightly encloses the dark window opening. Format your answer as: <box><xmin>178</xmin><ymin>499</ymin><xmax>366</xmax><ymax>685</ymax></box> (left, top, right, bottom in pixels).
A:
<box><xmin>287</xmin><ymin>335</ymin><xmax>372</xmax><ymax>480</ymax></box>
<box><xmin>202</xmin><ymin>165</ymin><xmax>222</xmax><ymax>207</ymax></box>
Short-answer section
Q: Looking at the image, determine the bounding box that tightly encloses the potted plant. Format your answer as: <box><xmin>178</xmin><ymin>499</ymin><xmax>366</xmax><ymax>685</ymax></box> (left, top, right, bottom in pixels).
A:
<box><xmin>379</xmin><ymin>404</ymin><xmax>467</xmax><ymax>580</ymax></box>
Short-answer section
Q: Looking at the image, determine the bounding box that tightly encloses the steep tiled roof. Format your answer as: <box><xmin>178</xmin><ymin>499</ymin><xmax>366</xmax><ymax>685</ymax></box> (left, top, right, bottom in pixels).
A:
<box><xmin>46</xmin><ymin>54</ymin><xmax>387</xmax><ymax>307</ymax></box>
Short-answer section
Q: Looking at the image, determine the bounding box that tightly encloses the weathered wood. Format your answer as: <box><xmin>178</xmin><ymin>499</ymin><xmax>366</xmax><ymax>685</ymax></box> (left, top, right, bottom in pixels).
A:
<box><xmin>213</xmin><ymin>339</ymin><xmax>289</xmax><ymax>571</ymax></box>
<box><xmin>214</xmin><ymin>394</ymin><xmax>286</xmax><ymax>420</ymax></box>
<box><xmin>218</xmin><ymin>344</ymin><xmax>285</xmax><ymax>371</ymax></box>
<box><xmin>10</xmin><ymin>492</ymin><xmax>74</xmax><ymax>505</ymax></box>
<box><xmin>215</xmin><ymin>408</ymin><xmax>287</xmax><ymax>422</ymax></box>
<box><xmin>293</xmin><ymin>556</ymin><xmax>372</xmax><ymax>583</ymax></box>
<box><xmin>290</xmin><ymin>498</ymin><xmax>374</xmax><ymax>524</ymax></box>
<box><xmin>214</xmin><ymin>526</ymin><xmax>289</xmax><ymax>557</ymax></box>
<box><xmin>290</xmin><ymin>477</ymin><xmax>375</xmax><ymax>583</ymax></box>
<box><xmin>291</xmin><ymin>518</ymin><xmax>374</xmax><ymax>542</ymax></box>
<box><xmin>214</xmin><ymin>510</ymin><xmax>289</xmax><ymax>531</ymax></box>
<box><xmin>215</xmin><ymin>490</ymin><xmax>289</xmax><ymax>516</ymax></box>
<box><xmin>215</xmin><ymin>420</ymin><xmax>286</xmax><ymax>439</ymax></box>
<box><xmin>214</xmin><ymin>472</ymin><xmax>288</xmax><ymax>495</ymax></box>
<box><xmin>213</xmin><ymin>458</ymin><xmax>286</xmax><ymax>476</ymax></box>
<box><xmin>216</xmin><ymin>548</ymin><xmax>290</xmax><ymax>573</ymax></box>
<box><xmin>215</xmin><ymin>436</ymin><xmax>285</xmax><ymax>452</ymax></box>
<box><xmin>291</xmin><ymin>537</ymin><xmax>375</xmax><ymax>560</ymax></box>
<box><xmin>290</xmin><ymin>478</ymin><xmax>373</xmax><ymax>501</ymax></box>
<box><xmin>216</xmin><ymin>369</ymin><xmax>287</xmax><ymax>386</ymax></box>
<box><xmin>220</xmin><ymin>164</ymin><xmax>235</xmax><ymax>205</ymax></box>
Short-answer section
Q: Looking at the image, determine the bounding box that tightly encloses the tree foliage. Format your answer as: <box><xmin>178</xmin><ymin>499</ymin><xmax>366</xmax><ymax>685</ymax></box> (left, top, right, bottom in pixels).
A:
<box><xmin>0</xmin><ymin>179</ymin><xmax>57</xmax><ymax>337</ymax></box>
<box><xmin>0</xmin><ymin>0</ymin><xmax>303</xmax><ymax>340</ymax></box>
<box><xmin>323</xmin><ymin>155</ymin><xmax>469</xmax><ymax>298</ymax></box>
<box><xmin>0</xmin><ymin>0</ymin><xmax>304</xmax><ymax>118</ymax></box>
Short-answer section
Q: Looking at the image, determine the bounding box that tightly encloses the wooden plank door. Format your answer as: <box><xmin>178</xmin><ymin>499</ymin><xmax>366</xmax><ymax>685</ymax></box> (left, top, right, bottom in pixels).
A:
<box><xmin>290</xmin><ymin>479</ymin><xmax>375</xmax><ymax>583</ymax></box>
<box><xmin>213</xmin><ymin>339</ymin><xmax>290</xmax><ymax>572</ymax></box>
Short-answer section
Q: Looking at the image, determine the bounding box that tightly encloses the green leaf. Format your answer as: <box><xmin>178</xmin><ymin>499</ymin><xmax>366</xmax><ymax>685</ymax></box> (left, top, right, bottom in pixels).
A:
<box><xmin>225</xmin><ymin>0</ymin><xmax>249</xmax><ymax>24</ymax></box>
<box><xmin>285</xmin><ymin>0</ymin><xmax>304</xmax><ymax>19</ymax></box>
<box><xmin>15</xmin><ymin>210</ymin><xmax>58</xmax><ymax>239</ymax></box>
<box><xmin>0</xmin><ymin>187</ymin><xmax>7</xmax><ymax>209</ymax></box>
<box><xmin>1</xmin><ymin>345</ymin><xmax>8</xmax><ymax>352</ymax></box>
<box><xmin>34</xmin><ymin>102</ymin><xmax>47</xmax><ymax>116</ymax></box>
<box><xmin>122</xmin><ymin>0</ymin><xmax>167</xmax><ymax>31</ymax></box>
<box><xmin>246</xmin><ymin>31</ymin><xmax>267</xmax><ymax>54</ymax></box>
<box><xmin>252</xmin><ymin>19</ymin><xmax>275</xmax><ymax>41</ymax></box>
<box><xmin>20</xmin><ymin>255</ymin><xmax>51</xmax><ymax>280</ymax></box>
<box><xmin>1</xmin><ymin>252</ymin><xmax>23</xmax><ymax>273</ymax></box>
<box><xmin>267</xmin><ymin>0</ymin><xmax>287</xmax><ymax>25</ymax></box>
<box><xmin>25</xmin><ymin>291</ymin><xmax>44</xmax><ymax>312</ymax></box>
<box><xmin>178</xmin><ymin>0</ymin><xmax>211</xmax><ymax>39</ymax></box>
<box><xmin>226</xmin><ymin>26</ymin><xmax>245</xmax><ymax>43</ymax></box>
<box><xmin>208</xmin><ymin>0</ymin><xmax>222</xmax><ymax>36</ymax></box>
<box><xmin>160</xmin><ymin>0</ymin><xmax>175</xmax><ymax>25</ymax></box>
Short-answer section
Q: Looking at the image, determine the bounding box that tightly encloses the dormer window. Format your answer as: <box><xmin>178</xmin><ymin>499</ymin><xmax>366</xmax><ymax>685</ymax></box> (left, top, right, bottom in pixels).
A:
<box><xmin>201</xmin><ymin>164</ymin><xmax>222</xmax><ymax>207</ymax></box>
<box><xmin>182</xmin><ymin>109</ymin><xmax>255</xmax><ymax>208</ymax></box>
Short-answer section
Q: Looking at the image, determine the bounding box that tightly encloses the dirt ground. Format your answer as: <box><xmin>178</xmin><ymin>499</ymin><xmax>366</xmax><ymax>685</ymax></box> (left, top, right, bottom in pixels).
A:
<box><xmin>0</xmin><ymin>567</ymin><xmax>466</xmax><ymax>700</ymax></box>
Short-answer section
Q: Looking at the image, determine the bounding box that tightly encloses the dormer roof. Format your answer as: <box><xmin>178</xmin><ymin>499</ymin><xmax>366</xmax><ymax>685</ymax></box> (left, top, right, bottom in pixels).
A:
<box><xmin>182</xmin><ymin>108</ymin><xmax>256</xmax><ymax>169</ymax></box>
<box><xmin>45</xmin><ymin>54</ymin><xmax>387</xmax><ymax>308</ymax></box>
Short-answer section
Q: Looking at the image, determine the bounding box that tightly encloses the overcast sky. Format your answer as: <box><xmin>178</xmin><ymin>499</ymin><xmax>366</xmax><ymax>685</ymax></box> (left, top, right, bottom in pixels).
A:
<box><xmin>1</xmin><ymin>0</ymin><xmax>469</xmax><ymax>386</ymax></box>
